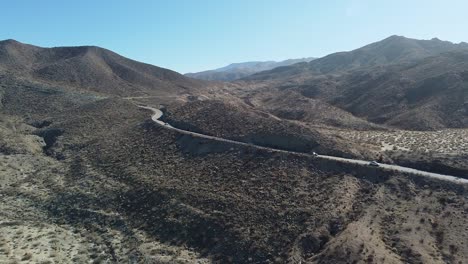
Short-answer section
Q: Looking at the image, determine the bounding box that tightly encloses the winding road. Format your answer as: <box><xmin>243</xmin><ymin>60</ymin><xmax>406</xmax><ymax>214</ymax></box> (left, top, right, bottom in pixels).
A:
<box><xmin>138</xmin><ymin>105</ymin><xmax>468</xmax><ymax>184</ymax></box>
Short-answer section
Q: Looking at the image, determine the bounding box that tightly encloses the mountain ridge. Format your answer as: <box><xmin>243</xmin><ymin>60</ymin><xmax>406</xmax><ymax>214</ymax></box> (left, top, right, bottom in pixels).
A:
<box><xmin>244</xmin><ymin>35</ymin><xmax>468</xmax><ymax>80</ymax></box>
<box><xmin>2</xmin><ymin>35</ymin><xmax>468</xmax><ymax>263</ymax></box>
<box><xmin>0</xmin><ymin>39</ymin><xmax>207</xmax><ymax>97</ymax></box>
<box><xmin>185</xmin><ymin>57</ymin><xmax>315</xmax><ymax>81</ymax></box>
<box><xmin>233</xmin><ymin>36</ymin><xmax>468</xmax><ymax>130</ymax></box>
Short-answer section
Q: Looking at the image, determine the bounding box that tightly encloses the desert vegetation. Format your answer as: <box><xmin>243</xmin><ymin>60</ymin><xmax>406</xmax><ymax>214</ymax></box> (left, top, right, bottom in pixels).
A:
<box><xmin>327</xmin><ymin>128</ymin><xmax>468</xmax><ymax>155</ymax></box>
<box><xmin>1</xmin><ymin>35</ymin><xmax>468</xmax><ymax>263</ymax></box>
<box><xmin>318</xmin><ymin>127</ymin><xmax>468</xmax><ymax>177</ymax></box>
<box><xmin>0</xmin><ymin>108</ymin><xmax>210</xmax><ymax>263</ymax></box>
<box><xmin>5</xmin><ymin>99</ymin><xmax>465</xmax><ymax>263</ymax></box>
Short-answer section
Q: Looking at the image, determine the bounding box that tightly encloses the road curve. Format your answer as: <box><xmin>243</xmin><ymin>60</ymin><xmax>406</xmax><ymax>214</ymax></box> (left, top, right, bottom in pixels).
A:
<box><xmin>138</xmin><ymin>105</ymin><xmax>468</xmax><ymax>184</ymax></box>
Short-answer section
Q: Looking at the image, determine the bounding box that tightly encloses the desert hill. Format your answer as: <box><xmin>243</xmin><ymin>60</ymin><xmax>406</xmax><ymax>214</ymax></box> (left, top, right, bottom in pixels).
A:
<box><xmin>245</xmin><ymin>35</ymin><xmax>468</xmax><ymax>80</ymax></box>
<box><xmin>1</xmin><ymin>37</ymin><xmax>468</xmax><ymax>263</ymax></box>
<box><xmin>2</xmin><ymin>97</ymin><xmax>466</xmax><ymax>263</ymax></box>
<box><xmin>235</xmin><ymin>36</ymin><xmax>468</xmax><ymax>130</ymax></box>
<box><xmin>0</xmin><ymin>39</ymin><xmax>207</xmax><ymax>97</ymax></box>
<box><xmin>160</xmin><ymin>99</ymin><xmax>374</xmax><ymax>158</ymax></box>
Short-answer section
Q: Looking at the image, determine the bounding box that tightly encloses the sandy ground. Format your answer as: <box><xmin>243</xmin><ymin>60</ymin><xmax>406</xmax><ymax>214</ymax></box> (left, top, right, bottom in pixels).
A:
<box><xmin>0</xmin><ymin>152</ymin><xmax>210</xmax><ymax>263</ymax></box>
<box><xmin>0</xmin><ymin>110</ymin><xmax>212</xmax><ymax>263</ymax></box>
<box><xmin>321</xmin><ymin>128</ymin><xmax>468</xmax><ymax>154</ymax></box>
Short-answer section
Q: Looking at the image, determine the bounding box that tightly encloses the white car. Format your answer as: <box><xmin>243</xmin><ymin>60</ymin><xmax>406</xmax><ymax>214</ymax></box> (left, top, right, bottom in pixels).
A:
<box><xmin>369</xmin><ymin>161</ymin><xmax>380</xmax><ymax>167</ymax></box>
<box><xmin>312</xmin><ymin>152</ymin><xmax>318</xmax><ymax>157</ymax></box>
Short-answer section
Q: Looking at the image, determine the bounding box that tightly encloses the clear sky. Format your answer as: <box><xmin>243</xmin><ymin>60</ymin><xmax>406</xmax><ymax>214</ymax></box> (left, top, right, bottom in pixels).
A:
<box><xmin>2</xmin><ymin>0</ymin><xmax>467</xmax><ymax>73</ymax></box>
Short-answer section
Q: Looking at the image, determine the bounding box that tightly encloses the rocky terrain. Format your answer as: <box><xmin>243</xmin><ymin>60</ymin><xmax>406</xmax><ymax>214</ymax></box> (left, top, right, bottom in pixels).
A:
<box><xmin>2</xmin><ymin>98</ymin><xmax>467</xmax><ymax>263</ymax></box>
<box><xmin>317</xmin><ymin>127</ymin><xmax>468</xmax><ymax>178</ymax></box>
<box><xmin>244</xmin><ymin>36</ymin><xmax>468</xmax><ymax>80</ymax></box>
<box><xmin>0</xmin><ymin>104</ymin><xmax>211</xmax><ymax>263</ymax></box>
<box><xmin>0</xmin><ymin>39</ymin><xmax>208</xmax><ymax>97</ymax></box>
<box><xmin>237</xmin><ymin>36</ymin><xmax>468</xmax><ymax>130</ymax></box>
<box><xmin>1</xmin><ymin>37</ymin><xmax>468</xmax><ymax>263</ymax></box>
<box><xmin>161</xmin><ymin>99</ymin><xmax>374</xmax><ymax>158</ymax></box>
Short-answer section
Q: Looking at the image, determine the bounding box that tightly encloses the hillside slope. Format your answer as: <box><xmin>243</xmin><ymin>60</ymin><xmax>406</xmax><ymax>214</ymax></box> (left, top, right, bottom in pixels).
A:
<box><xmin>245</xmin><ymin>35</ymin><xmax>468</xmax><ymax>81</ymax></box>
<box><xmin>3</xmin><ymin>98</ymin><xmax>465</xmax><ymax>263</ymax></box>
<box><xmin>0</xmin><ymin>39</ymin><xmax>207</xmax><ymax>97</ymax></box>
<box><xmin>1</xmin><ymin>37</ymin><xmax>468</xmax><ymax>263</ymax></box>
<box><xmin>236</xmin><ymin>36</ymin><xmax>468</xmax><ymax>130</ymax></box>
<box><xmin>161</xmin><ymin>99</ymin><xmax>374</xmax><ymax>158</ymax></box>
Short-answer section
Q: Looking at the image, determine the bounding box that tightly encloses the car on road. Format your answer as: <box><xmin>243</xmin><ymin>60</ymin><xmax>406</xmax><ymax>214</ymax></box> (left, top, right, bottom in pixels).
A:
<box><xmin>369</xmin><ymin>161</ymin><xmax>380</xmax><ymax>167</ymax></box>
<box><xmin>312</xmin><ymin>152</ymin><xmax>318</xmax><ymax>157</ymax></box>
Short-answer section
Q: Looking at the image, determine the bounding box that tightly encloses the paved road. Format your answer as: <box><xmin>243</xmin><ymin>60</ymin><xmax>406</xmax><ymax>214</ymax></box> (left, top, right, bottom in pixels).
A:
<box><xmin>138</xmin><ymin>105</ymin><xmax>468</xmax><ymax>184</ymax></box>
<box><xmin>320</xmin><ymin>155</ymin><xmax>468</xmax><ymax>184</ymax></box>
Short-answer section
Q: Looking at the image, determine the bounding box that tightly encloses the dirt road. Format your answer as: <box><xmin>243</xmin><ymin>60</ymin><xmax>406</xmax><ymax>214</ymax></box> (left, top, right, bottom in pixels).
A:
<box><xmin>138</xmin><ymin>105</ymin><xmax>468</xmax><ymax>184</ymax></box>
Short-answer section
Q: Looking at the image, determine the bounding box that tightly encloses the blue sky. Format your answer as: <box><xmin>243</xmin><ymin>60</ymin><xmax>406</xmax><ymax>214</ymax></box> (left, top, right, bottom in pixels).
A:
<box><xmin>2</xmin><ymin>0</ymin><xmax>467</xmax><ymax>73</ymax></box>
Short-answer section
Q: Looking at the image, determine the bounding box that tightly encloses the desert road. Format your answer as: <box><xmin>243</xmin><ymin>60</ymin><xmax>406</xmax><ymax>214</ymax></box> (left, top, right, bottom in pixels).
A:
<box><xmin>138</xmin><ymin>105</ymin><xmax>468</xmax><ymax>184</ymax></box>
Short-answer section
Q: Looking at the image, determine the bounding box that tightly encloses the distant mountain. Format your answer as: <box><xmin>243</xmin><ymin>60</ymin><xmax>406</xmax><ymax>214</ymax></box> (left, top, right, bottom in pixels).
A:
<box><xmin>237</xmin><ymin>36</ymin><xmax>468</xmax><ymax>130</ymax></box>
<box><xmin>185</xmin><ymin>57</ymin><xmax>315</xmax><ymax>81</ymax></box>
<box><xmin>245</xmin><ymin>35</ymin><xmax>468</xmax><ymax>80</ymax></box>
<box><xmin>300</xmin><ymin>51</ymin><xmax>468</xmax><ymax>130</ymax></box>
<box><xmin>0</xmin><ymin>39</ymin><xmax>206</xmax><ymax>97</ymax></box>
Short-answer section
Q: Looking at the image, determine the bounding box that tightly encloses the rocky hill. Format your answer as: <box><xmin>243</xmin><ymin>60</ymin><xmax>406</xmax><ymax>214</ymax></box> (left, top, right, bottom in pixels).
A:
<box><xmin>1</xmin><ymin>37</ymin><xmax>468</xmax><ymax>263</ymax></box>
<box><xmin>3</xmin><ymin>98</ymin><xmax>466</xmax><ymax>263</ymax></box>
<box><xmin>236</xmin><ymin>36</ymin><xmax>468</xmax><ymax>130</ymax></box>
<box><xmin>245</xmin><ymin>35</ymin><xmax>468</xmax><ymax>80</ymax></box>
<box><xmin>161</xmin><ymin>99</ymin><xmax>373</xmax><ymax>158</ymax></box>
<box><xmin>0</xmin><ymin>39</ymin><xmax>207</xmax><ymax>97</ymax></box>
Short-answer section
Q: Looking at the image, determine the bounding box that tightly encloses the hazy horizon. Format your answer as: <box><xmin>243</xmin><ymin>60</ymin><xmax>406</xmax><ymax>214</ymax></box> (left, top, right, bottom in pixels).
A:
<box><xmin>2</xmin><ymin>0</ymin><xmax>468</xmax><ymax>73</ymax></box>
